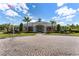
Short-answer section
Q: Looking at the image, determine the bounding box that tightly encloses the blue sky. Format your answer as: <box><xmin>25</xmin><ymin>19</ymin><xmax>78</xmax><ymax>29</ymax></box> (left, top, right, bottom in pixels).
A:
<box><xmin>0</xmin><ymin>3</ymin><xmax>79</xmax><ymax>25</ymax></box>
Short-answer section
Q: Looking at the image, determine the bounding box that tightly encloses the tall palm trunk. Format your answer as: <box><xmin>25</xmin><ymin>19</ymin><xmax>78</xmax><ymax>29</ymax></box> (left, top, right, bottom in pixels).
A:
<box><xmin>51</xmin><ymin>24</ymin><xmax>53</xmax><ymax>32</ymax></box>
<box><xmin>23</xmin><ymin>16</ymin><xmax>31</xmax><ymax>32</ymax></box>
<box><xmin>50</xmin><ymin>21</ymin><xmax>56</xmax><ymax>32</ymax></box>
<box><xmin>27</xmin><ymin>22</ymin><xmax>28</xmax><ymax>32</ymax></box>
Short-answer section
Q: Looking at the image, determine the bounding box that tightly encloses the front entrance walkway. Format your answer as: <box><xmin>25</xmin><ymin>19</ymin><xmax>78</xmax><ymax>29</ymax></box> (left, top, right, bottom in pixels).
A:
<box><xmin>0</xmin><ymin>34</ymin><xmax>79</xmax><ymax>56</ymax></box>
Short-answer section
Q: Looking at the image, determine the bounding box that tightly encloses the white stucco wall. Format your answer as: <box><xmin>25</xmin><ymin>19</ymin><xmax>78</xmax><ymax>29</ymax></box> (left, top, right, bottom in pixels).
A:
<box><xmin>24</xmin><ymin>21</ymin><xmax>52</xmax><ymax>32</ymax></box>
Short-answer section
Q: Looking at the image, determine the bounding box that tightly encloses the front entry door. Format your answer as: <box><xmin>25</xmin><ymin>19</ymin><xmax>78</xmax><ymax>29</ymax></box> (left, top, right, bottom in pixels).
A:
<box><xmin>36</xmin><ymin>25</ymin><xmax>44</xmax><ymax>33</ymax></box>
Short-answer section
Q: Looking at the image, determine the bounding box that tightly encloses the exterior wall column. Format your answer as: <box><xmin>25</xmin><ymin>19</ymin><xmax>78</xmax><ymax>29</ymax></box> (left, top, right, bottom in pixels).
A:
<box><xmin>44</xmin><ymin>25</ymin><xmax>47</xmax><ymax>33</ymax></box>
<box><xmin>33</xmin><ymin>26</ymin><xmax>36</xmax><ymax>32</ymax></box>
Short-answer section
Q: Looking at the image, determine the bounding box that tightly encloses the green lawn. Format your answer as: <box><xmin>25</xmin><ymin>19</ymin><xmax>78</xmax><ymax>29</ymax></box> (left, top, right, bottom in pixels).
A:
<box><xmin>0</xmin><ymin>32</ymin><xmax>79</xmax><ymax>39</ymax></box>
<box><xmin>0</xmin><ymin>33</ymin><xmax>36</xmax><ymax>39</ymax></box>
<box><xmin>69</xmin><ymin>33</ymin><xmax>79</xmax><ymax>36</ymax></box>
<box><xmin>46</xmin><ymin>32</ymin><xmax>79</xmax><ymax>36</ymax></box>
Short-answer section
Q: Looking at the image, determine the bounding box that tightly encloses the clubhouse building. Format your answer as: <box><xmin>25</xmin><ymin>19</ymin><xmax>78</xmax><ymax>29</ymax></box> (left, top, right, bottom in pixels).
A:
<box><xmin>24</xmin><ymin>21</ymin><xmax>56</xmax><ymax>33</ymax></box>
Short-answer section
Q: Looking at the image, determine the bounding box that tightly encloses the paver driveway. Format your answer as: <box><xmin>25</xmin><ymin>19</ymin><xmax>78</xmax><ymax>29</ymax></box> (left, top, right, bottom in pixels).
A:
<box><xmin>0</xmin><ymin>34</ymin><xmax>79</xmax><ymax>56</ymax></box>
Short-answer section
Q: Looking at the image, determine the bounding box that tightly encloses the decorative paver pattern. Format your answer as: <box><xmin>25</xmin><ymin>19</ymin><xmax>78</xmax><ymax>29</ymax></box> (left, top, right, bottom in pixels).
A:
<box><xmin>0</xmin><ymin>34</ymin><xmax>79</xmax><ymax>56</ymax></box>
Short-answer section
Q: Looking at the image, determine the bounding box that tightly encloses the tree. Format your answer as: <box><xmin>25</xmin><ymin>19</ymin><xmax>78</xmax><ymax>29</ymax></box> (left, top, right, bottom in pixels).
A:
<box><xmin>57</xmin><ymin>24</ymin><xmax>61</xmax><ymax>32</ymax></box>
<box><xmin>69</xmin><ymin>27</ymin><xmax>72</xmax><ymax>33</ymax></box>
<box><xmin>76</xmin><ymin>24</ymin><xmax>79</xmax><ymax>30</ymax></box>
<box><xmin>0</xmin><ymin>24</ymin><xmax>4</xmax><ymax>31</ymax></box>
<box><xmin>50</xmin><ymin>20</ymin><xmax>56</xmax><ymax>32</ymax></box>
<box><xmin>38</xmin><ymin>18</ymin><xmax>42</xmax><ymax>22</ymax></box>
<box><xmin>23</xmin><ymin>16</ymin><xmax>31</xmax><ymax>32</ymax></box>
<box><xmin>70</xmin><ymin>24</ymin><xmax>75</xmax><ymax>29</ymax></box>
<box><xmin>3</xmin><ymin>24</ymin><xmax>10</xmax><ymax>33</ymax></box>
<box><xmin>19</xmin><ymin>23</ymin><xmax>23</xmax><ymax>32</ymax></box>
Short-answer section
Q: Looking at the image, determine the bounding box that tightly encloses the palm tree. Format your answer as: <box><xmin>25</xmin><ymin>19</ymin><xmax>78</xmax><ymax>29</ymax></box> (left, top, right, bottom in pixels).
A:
<box><xmin>50</xmin><ymin>20</ymin><xmax>56</xmax><ymax>32</ymax></box>
<box><xmin>23</xmin><ymin>16</ymin><xmax>31</xmax><ymax>32</ymax></box>
<box><xmin>38</xmin><ymin>18</ymin><xmax>42</xmax><ymax>22</ymax></box>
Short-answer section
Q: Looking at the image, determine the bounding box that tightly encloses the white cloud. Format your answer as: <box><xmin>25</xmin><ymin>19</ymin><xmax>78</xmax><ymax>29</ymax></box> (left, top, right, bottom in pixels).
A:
<box><xmin>6</xmin><ymin>17</ymin><xmax>14</xmax><ymax>21</ymax></box>
<box><xmin>57</xmin><ymin>3</ymin><xmax>64</xmax><ymax>7</ymax></box>
<box><xmin>52</xmin><ymin>15</ymin><xmax>75</xmax><ymax>22</ymax></box>
<box><xmin>0</xmin><ymin>3</ymin><xmax>10</xmax><ymax>11</ymax></box>
<box><xmin>5</xmin><ymin>10</ymin><xmax>19</xmax><ymax>17</ymax></box>
<box><xmin>8</xmin><ymin>3</ymin><xmax>29</xmax><ymax>14</ymax></box>
<box><xmin>27</xmin><ymin>13</ymin><xmax>31</xmax><ymax>16</ymax></box>
<box><xmin>77</xmin><ymin>8</ymin><xmax>79</xmax><ymax>12</ymax></box>
<box><xmin>22</xmin><ymin>9</ymin><xmax>28</xmax><ymax>14</ymax></box>
<box><xmin>65</xmin><ymin>19</ymin><xmax>73</xmax><ymax>22</ymax></box>
<box><xmin>56</xmin><ymin>6</ymin><xmax>77</xmax><ymax>16</ymax></box>
<box><xmin>19</xmin><ymin>3</ymin><xmax>29</xmax><ymax>10</ymax></box>
<box><xmin>42</xmin><ymin>19</ymin><xmax>46</xmax><ymax>21</ymax></box>
<box><xmin>52</xmin><ymin>16</ymin><xmax>57</xmax><ymax>20</ymax></box>
<box><xmin>52</xmin><ymin>16</ymin><xmax>60</xmax><ymax>21</ymax></box>
<box><xmin>74</xmin><ymin>22</ymin><xmax>79</xmax><ymax>25</ymax></box>
<box><xmin>0</xmin><ymin>3</ymin><xmax>29</xmax><ymax>15</ymax></box>
<box><xmin>30</xmin><ymin>19</ymin><xmax>37</xmax><ymax>22</ymax></box>
<box><xmin>58</xmin><ymin>22</ymin><xmax>65</xmax><ymax>25</ymax></box>
<box><xmin>8</xmin><ymin>3</ymin><xmax>29</xmax><ymax>10</ymax></box>
<box><xmin>32</xmin><ymin>5</ymin><xmax>36</xmax><ymax>8</ymax></box>
<box><xmin>66</xmin><ymin>15</ymin><xmax>75</xmax><ymax>19</ymax></box>
<box><xmin>65</xmin><ymin>15</ymin><xmax>75</xmax><ymax>22</ymax></box>
<box><xmin>29</xmin><ymin>16</ymin><xmax>34</xmax><ymax>19</ymax></box>
<box><xmin>0</xmin><ymin>3</ymin><xmax>30</xmax><ymax>20</ymax></box>
<box><xmin>30</xmin><ymin>18</ymin><xmax>47</xmax><ymax>22</ymax></box>
<box><xmin>17</xmin><ymin>3</ymin><xmax>29</xmax><ymax>13</ymax></box>
<box><xmin>27</xmin><ymin>16</ymin><xmax>36</xmax><ymax>20</ymax></box>
<box><xmin>54</xmin><ymin>6</ymin><xmax>79</xmax><ymax>23</ymax></box>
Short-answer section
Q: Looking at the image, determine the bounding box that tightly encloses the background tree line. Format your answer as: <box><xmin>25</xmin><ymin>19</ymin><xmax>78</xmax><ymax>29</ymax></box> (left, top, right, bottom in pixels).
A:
<box><xmin>0</xmin><ymin>16</ymin><xmax>79</xmax><ymax>34</ymax></box>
